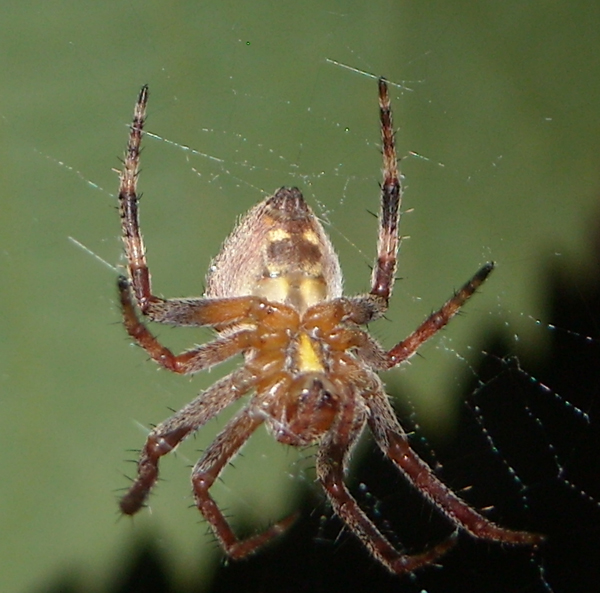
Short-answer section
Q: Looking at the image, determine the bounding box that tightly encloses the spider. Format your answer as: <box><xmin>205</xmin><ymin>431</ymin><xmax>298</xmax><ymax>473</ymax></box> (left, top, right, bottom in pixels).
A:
<box><xmin>116</xmin><ymin>79</ymin><xmax>543</xmax><ymax>575</ymax></box>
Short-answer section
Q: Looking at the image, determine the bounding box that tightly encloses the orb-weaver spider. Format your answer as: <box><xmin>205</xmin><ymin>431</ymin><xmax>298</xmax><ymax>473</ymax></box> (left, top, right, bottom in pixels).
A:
<box><xmin>116</xmin><ymin>79</ymin><xmax>542</xmax><ymax>574</ymax></box>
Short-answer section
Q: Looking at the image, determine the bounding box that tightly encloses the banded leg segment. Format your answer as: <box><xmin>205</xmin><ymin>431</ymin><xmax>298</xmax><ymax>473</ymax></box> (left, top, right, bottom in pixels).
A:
<box><xmin>120</xmin><ymin>369</ymin><xmax>254</xmax><ymax>515</ymax></box>
<box><xmin>367</xmin><ymin>387</ymin><xmax>544</xmax><ymax>545</ymax></box>
<box><xmin>385</xmin><ymin>263</ymin><xmax>495</xmax><ymax>368</ymax></box>
<box><xmin>371</xmin><ymin>78</ymin><xmax>402</xmax><ymax>303</ymax></box>
<box><xmin>192</xmin><ymin>409</ymin><xmax>297</xmax><ymax>558</ymax></box>
<box><xmin>117</xmin><ymin>88</ymin><xmax>267</xmax><ymax>327</ymax></box>
<box><xmin>118</xmin><ymin>85</ymin><xmax>158</xmax><ymax>312</ymax></box>
<box><xmin>317</xmin><ymin>393</ymin><xmax>457</xmax><ymax>575</ymax></box>
<box><xmin>119</xmin><ymin>276</ymin><xmax>254</xmax><ymax>373</ymax></box>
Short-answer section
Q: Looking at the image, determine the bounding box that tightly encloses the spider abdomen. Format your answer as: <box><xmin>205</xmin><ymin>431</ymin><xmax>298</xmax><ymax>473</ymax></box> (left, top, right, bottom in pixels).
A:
<box><xmin>206</xmin><ymin>187</ymin><xmax>343</xmax><ymax>312</ymax></box>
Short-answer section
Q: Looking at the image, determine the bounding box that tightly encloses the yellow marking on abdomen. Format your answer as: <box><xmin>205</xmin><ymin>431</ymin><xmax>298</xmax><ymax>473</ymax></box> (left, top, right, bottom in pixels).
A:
<box><xmin>268</xmin><ymin>228</ymin><xmax>291</xmax><ymax>242</ymax></box>
<box><xmin>303</xmin><ymin>229</ymin><xmax>320</xmax><ymax>245</ymax></box>
<box><xmin>298</xmin><ymin>333</ymin><xmax>324</xmax><ymax>372</ymax></box>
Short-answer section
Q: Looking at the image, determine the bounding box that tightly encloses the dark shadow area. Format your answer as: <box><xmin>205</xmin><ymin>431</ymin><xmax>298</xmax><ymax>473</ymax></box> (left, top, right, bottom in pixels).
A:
<box><xmin>37</xmin><ymin>240</ymin><xmax>600</xmax><ymax>593</ymax></box>
<box><xmin>110</xmin><ymin>543</ymin><xmax>177</xmax><ymax>593</ymax></box>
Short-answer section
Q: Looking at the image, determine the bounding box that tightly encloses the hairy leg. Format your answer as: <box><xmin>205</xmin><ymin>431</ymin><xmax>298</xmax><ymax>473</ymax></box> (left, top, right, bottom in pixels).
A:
<box><xmin>370</xmin><ymin>78</ymin><xmax>402</xmax><ymax>303</ymax></box>
<box><xmin>366</xmin><ymin>386</ymin><xmax>544</xmax><ymax>545</ymax></box>
<box><xmin>117</xmin><ymin>88</ymin><xmax>265</xmax><ymax>326</ymax></box>
<box><xmin>119</xmin><ymin>276</ymin><xmax>253</xmax><ymax>373</ymax></box>
<box><xmin>120</xmin><ymin>368</ymin><xmax>254</xmax><ymax>515</ymax></box>
<box><xmin>317</xmin><ymin>391</ymin><xmax>457</xmax><ymax>575</ymax></box>
<box><xmin>118</xmin><ymin>85</ymin><xmax>157</xmax><ymax>311</ymax></box>
<box><xmin>385</xmin><ymin>262</ymin><xmax>495</xmax><ymax>368</ymax></box>
<box><xmin>192</xmin><ymin>408</ymin><xmax>297</xmax><ymax>558</ymax></box>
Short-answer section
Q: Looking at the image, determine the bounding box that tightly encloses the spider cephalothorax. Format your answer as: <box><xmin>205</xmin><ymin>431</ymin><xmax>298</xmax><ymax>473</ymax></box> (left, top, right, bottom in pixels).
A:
<box><xmin>116</xmin><ymin>79</ymin><xmax>543</xmax><ymax>574</ymax></box>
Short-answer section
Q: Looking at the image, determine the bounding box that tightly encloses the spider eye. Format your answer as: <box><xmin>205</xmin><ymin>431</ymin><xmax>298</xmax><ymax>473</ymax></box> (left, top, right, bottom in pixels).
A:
<box><xmin>298</xmin><ymin>376</ymin><xmax>335</xmax><ymax>402</ymax></box>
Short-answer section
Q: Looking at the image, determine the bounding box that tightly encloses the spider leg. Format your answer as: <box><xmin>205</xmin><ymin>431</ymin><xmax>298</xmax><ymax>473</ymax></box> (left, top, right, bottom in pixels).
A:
<box><xmin>118</xmin><ymin>274</ymin><xmax>267</xmax><ymax>328</ymax></box>
<box><xmin>118</xmin><ymin>85</ymin><xmax>159</xmax><ymax>312</ymax></box>
<box><xmin>317</xmin><ymin>392</ymin><xmax>457</xmax><ymax>575</ymax></box>
<box><xmin>118</xmin><ymin>88</ymin><xmax>252</xmax><ymax>318</ymax></box>
<box><xmin>366</xmin><ymin>386</ymin><xmax>544</xmax><ymax>545</ymax></box>
<box><xmin>384</xmin><ymin>262</ymin><xmax>495</xmax><ymax>368</ymax></box>
<box><xmin>192</xmin><ymin>408</ymin><xmax>297</xmax><ymax>559</ymax></box>
<box><xmin>120</xmin><ymin>368</ymin><xmax>254</xmax><ymax>515</ymax></box>
<box><xmin>370</xmin><ymin>78</ymin><xmax>402</xmax><ymax>303</ymax></box>
<box><xmin>119</xmin><ymin>275</ymin><xmax>254</xmax><ymax>373</ymax></box>
<box><xmin>118</xmin><ymin>87</ymin><xmax>268</xmax><ymax>324</ymax></box>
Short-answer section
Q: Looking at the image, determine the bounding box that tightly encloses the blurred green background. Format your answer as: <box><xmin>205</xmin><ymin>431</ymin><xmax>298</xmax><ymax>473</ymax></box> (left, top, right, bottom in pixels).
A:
<box><xmin>1</xmin><ymin>1</ymin><xmax>599</xmax><ymax>591</ymax></box>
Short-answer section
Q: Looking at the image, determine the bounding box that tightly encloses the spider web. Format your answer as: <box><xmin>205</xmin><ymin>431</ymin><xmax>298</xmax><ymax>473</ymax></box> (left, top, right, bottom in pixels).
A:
<box><xmin>6</xmin><ymin>7</ymin><xmax>600</xmax><ymax>591</ymax></box>
<box><xmin>48</xmin><ymin>72</ymin><xmax>600</xmax><ymax>593</ymax></box>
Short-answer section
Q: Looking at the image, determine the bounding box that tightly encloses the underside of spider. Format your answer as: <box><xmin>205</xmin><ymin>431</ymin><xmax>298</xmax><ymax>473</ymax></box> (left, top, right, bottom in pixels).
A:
<box><xmin>115</xmin><ymin>79</ymin><xmax>543</xmax><ymax>575</ymax></box>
